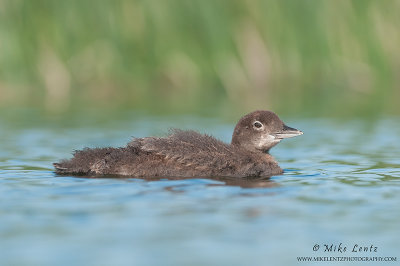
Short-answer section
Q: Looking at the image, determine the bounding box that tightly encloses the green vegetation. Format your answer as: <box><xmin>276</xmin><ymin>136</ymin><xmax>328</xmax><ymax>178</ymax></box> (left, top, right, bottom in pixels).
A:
<box><xmin>0</xmin><ymin>0</ymin><xmax>399</xmax><ymax>117</ymax></box>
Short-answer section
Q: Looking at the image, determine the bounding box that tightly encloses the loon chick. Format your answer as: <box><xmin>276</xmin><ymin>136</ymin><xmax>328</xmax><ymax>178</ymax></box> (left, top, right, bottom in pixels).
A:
<box><xmin>54</xmin><ymin>110</ymin><xmax>302</xmax><ymax>178</ymax></box>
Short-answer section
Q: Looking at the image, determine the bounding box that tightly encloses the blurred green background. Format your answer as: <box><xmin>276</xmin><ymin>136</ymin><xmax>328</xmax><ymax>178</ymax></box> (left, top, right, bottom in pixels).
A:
<box><xmin>1</xmin><ymin>0</ymin><xmax>399</xmax><ymax>118</ymax></box>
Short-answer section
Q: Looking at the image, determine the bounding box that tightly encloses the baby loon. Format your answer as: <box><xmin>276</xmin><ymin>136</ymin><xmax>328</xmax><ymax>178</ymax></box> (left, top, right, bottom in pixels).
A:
<box><xmin>54</xmin><ymin>110</ymin><xmax>302</xmax><ymax>178</ymax></box>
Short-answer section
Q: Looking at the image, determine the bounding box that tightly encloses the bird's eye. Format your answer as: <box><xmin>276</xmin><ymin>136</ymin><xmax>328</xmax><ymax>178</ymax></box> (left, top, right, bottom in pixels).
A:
<box><xmin>253</xmin><ymin>121</ymin><xmax>263</xmax><ymax>129</ymax></box>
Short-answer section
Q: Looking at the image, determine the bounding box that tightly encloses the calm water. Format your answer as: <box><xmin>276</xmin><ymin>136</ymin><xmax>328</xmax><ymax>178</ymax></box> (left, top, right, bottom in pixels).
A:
<box><xmin>1</xmin><ymin>113</ymin><xmax>399</xmax><ymax>266</ymax></box>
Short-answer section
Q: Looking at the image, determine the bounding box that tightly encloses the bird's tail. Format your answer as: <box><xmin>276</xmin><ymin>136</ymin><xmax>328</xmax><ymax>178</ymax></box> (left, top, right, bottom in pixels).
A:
<box><xmin>53</xmin><ymin>162</ymin><xmax>69</xmax><ymax>174</ymax></box>
<box><xmin>53</xmin><ymin>147</ymin><xmax>118</xmax><ymax>175</ymax></box>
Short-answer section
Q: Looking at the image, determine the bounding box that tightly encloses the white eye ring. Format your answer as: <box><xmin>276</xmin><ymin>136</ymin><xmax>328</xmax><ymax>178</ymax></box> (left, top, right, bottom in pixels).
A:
<box><xmin>253</xmin><ymin>121</ymin><xmax>263</xmax><ymax>130</ymax></box>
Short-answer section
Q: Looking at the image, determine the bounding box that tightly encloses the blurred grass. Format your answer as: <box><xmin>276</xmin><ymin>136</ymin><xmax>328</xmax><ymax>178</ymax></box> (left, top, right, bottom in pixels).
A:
<box><xmin>0</xmin><ymin>0</ymin><xmax>399</xmax><ymax>117</ymax></box>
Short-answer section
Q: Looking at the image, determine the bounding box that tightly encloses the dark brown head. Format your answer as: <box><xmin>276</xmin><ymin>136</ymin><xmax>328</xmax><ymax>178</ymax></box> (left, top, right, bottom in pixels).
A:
<box><xmin>231</xmin><ymin>110</ymin><xmax>302</xmax><ymax>153</ymax></box>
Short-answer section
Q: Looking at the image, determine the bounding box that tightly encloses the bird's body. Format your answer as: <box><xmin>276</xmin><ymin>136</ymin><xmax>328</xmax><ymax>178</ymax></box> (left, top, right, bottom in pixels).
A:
<box><xmin>54</xmin><ymin>110</ymin><xmax>303</xmax><ymax>178</ymax></box>
<box><xmin>55</xmin><ymin>130</ymin><xmax>282</xmax><ymax>177</ymax></box>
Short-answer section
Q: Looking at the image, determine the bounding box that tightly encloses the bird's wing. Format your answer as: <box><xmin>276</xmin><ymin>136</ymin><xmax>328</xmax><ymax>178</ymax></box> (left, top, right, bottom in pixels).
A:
<box><xmin>128</xmin><ymin>129</ymin><xmax>236</xmax><ymax>166</ymax></box>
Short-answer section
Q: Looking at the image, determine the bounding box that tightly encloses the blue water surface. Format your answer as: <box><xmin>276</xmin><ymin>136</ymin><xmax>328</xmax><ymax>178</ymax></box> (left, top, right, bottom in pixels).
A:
<box><xmin>0</xmin><ymin>113</ymin><xmax>399</xmax><ymax>266</ymax></box>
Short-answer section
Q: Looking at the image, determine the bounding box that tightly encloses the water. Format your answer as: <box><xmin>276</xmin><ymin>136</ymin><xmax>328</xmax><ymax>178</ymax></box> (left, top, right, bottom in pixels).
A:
<box><xmin>1</xmin><ymin>113</ymin><xmax>399</xmax><ymax>266</ymax></box>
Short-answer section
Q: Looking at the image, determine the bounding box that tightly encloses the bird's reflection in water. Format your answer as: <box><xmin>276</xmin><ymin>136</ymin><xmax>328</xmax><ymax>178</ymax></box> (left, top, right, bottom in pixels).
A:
<box><xmin>217</xmin><ymin>176</ymin><xmax>277</xmax><ymax>188</ymax></box>
<box><xmin>74</xmin><ymin>174</ymin><xmax>278</xmax><ymax>189</ymax></box>
<box><xmin>141</xmin><ymin>176</ymin><xmax>278</xmax><ymax>189</ymax></box>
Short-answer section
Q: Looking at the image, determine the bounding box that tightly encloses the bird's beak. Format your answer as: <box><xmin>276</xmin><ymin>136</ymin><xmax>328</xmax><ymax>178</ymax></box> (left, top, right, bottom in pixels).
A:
<box><xmin>272</xmin><ymin>124</ymin><xmax>303</xmax><ymax>139</ymax></box>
